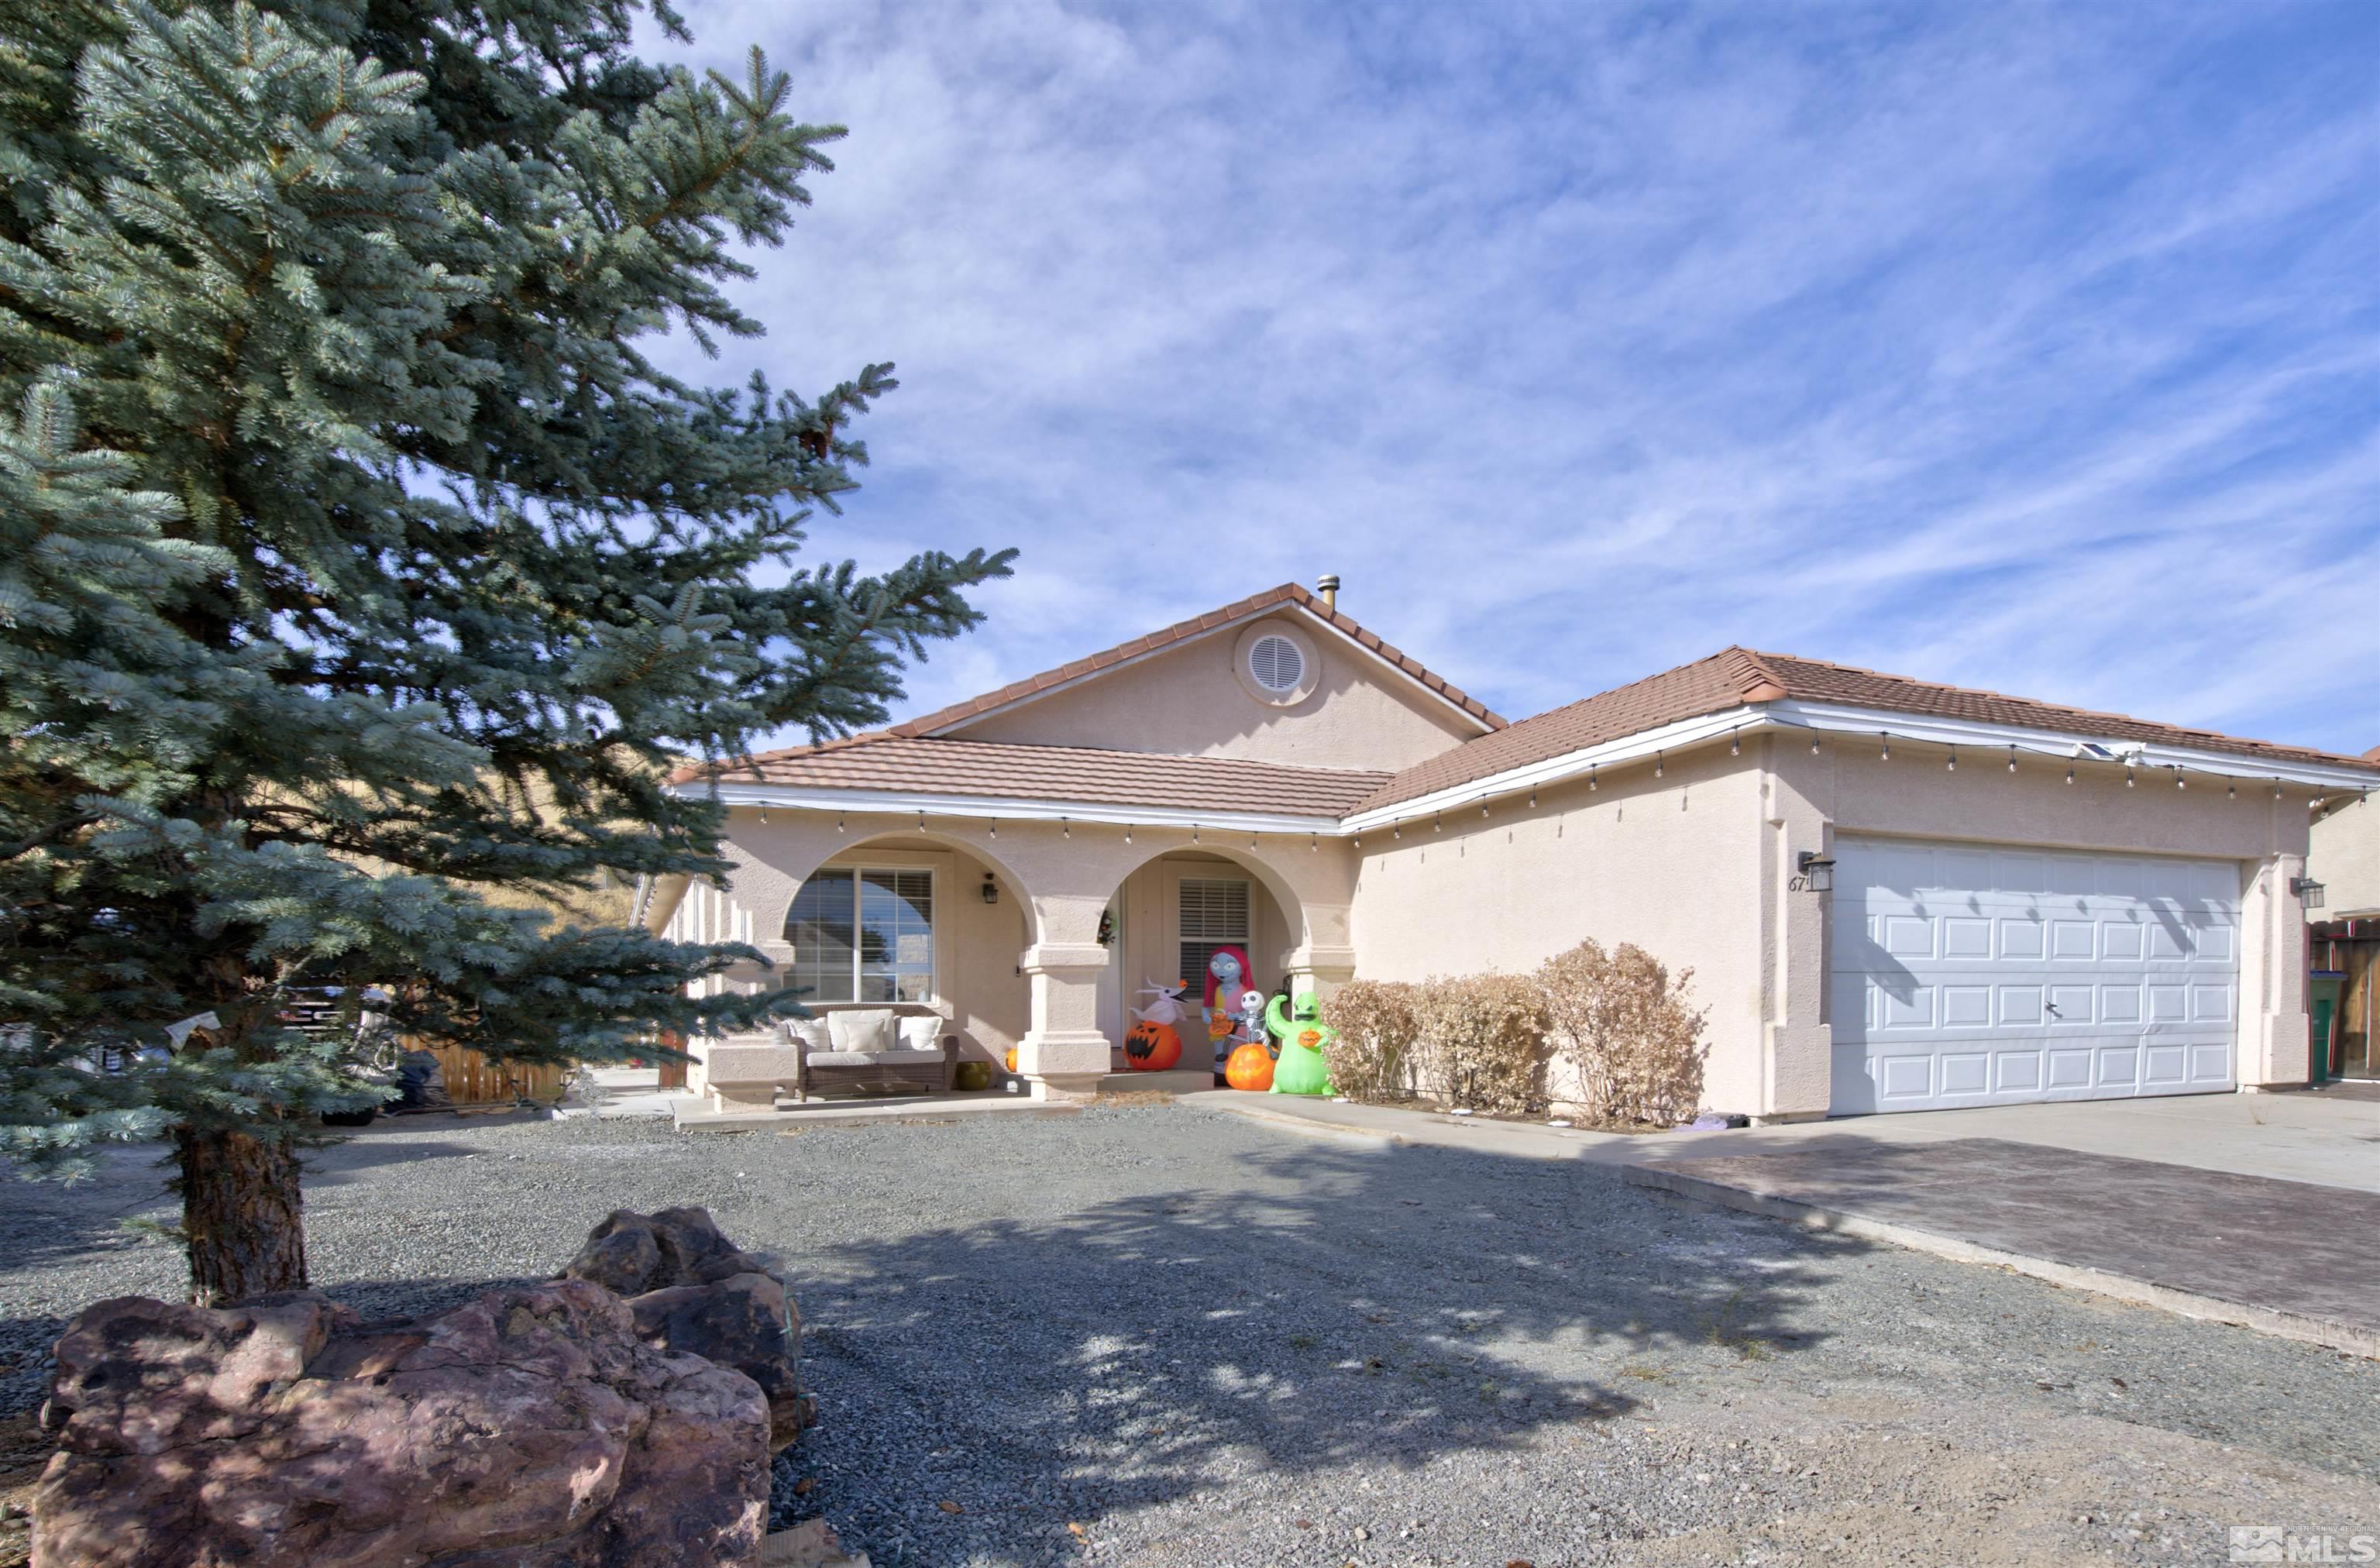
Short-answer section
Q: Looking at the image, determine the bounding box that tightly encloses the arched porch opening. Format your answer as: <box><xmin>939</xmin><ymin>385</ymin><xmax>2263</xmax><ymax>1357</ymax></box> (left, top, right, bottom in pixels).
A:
<box><xmin>1092</xmin><ymin>842</ymin><xmax>1307</xmax><ymax>1082</ymax></box>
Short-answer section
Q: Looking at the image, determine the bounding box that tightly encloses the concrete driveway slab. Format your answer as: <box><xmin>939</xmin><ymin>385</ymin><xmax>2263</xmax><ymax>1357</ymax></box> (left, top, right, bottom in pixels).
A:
<box><xmin>1627</xmin><ymin>1136</ymin><xmax>2379</xmax><ymax>1355</ymax></box>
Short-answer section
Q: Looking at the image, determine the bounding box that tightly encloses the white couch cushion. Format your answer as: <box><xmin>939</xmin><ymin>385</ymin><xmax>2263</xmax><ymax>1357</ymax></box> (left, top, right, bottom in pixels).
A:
<box><xmin>827</xmin><ymin>1009</ymin><xmax>896</xmax><ymax>1053</ymax></box>
<box><xmin>897</xmin><ymin>1016</ymin><xmax>943</xmax><ymax>1053</ymax></box>
<box><xmin>786</xmin><ymin>1018</ymin><xmax>831</xmax><ymax>1051</ymax></box>
<box><xmin>805</xmin><ymin>1048</ymin><xmax>945</xmax><ymax>1068</ymax></box>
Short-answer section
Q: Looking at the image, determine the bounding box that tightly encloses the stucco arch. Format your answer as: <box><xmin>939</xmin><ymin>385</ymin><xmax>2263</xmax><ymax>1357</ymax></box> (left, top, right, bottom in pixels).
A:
<box><xmin>717</xmin><ymin>811</ymin><xmax>1045</xmax><ymax>951</ymax></box>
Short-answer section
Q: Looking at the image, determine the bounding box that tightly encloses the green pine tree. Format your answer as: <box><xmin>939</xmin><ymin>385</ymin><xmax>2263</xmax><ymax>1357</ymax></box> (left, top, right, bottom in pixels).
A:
<box><xmin>0</xmin><ymin>0</ymin><xmax>1012</xmax><ymax>1302</ymax></box>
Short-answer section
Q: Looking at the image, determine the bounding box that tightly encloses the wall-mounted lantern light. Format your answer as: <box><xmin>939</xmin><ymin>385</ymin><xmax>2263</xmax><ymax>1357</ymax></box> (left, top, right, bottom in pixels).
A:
<box><xmin>1795</xmin><ymin>851</ymin><xmax>1835</xmax><ymax>893</ymax></box>
<box><xmin>980</xmin><ymin>874</ymin><xmax>999</xmax><ymax>906</ymax></box>
<box><xmin>2290</xmin><ymin>876</ymin><xmax>2326</xmax><ymax>910</ymax></box>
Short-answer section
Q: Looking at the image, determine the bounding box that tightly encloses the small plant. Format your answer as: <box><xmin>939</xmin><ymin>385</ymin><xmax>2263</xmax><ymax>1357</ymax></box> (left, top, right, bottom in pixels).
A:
<box><xmin>1412</xmin><ymin>971</ymin><xmax>1550</xmax><ymax>1112</ymax></box>
<box><xmin>1536</xmin><ymin>940</ymin><xmax>1709</xmax><ymax>1126</ymax></box>
<box><xmin>1316</xmin><ymin>978</ymin><xmax>1422</xmax><ymax>1099</ymax></box>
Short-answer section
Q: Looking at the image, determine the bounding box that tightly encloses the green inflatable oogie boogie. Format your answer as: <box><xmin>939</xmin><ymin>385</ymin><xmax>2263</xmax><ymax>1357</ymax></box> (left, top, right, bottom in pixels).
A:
<box><xmin>1264</xmin><ymin>992</ymin><xmax>1336</xmax><ymax>1097</ymax></box>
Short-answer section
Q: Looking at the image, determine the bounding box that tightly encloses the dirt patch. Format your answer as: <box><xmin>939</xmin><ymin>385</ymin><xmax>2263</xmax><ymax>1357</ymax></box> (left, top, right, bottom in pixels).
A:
<box><xmin>1091</xmin><ymin>1090</ymin><xmax>1175</xmax><ymax>1109</ymax></box>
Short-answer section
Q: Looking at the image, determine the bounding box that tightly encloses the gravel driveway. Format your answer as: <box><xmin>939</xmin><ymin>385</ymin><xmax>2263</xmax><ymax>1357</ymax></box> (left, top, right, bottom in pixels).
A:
<box><xmin>3</xmin><ymin>1103</ymin><xmax>2375</xmax><ymax>1566</ymax></box>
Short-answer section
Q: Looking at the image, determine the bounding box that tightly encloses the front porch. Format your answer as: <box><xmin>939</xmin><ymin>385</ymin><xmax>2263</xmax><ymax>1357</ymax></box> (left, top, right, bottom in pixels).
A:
<box><xmin>648</xmin><ymin>805</ymin><xmax>1358</xmax><ymax>1114</ymax></box>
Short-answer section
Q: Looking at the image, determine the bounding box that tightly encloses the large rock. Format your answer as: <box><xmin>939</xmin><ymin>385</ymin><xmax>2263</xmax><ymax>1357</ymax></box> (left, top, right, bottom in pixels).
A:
<box><xmin>33</xmin><ymin>1281</ymin><xmax>769</xmax><ymax>1568</ymax></box>
<box><xmin>561</xmin><ymin>1208</ymin><xmax>812</xmax><ymax>1449</ymax></box>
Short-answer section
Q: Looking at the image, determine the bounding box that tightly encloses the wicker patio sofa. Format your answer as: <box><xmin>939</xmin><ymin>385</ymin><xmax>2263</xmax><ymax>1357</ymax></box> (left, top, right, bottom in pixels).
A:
<box><xmin>785</xmin><ymin>1009</ymin><xmax>955</xmax><ymax>1102</ymax></box>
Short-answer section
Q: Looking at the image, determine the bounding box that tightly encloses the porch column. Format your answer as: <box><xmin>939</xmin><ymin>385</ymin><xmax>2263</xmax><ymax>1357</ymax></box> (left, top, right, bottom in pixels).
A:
<box><xmin>1281</xmin><ymin>944</ymin><xmax>1357</xmax><ymax>1003</ymax></box>
<box><xmin>1017</xmin><ymin>941</ymin><xmax>1112</xmax><ymax>1101</ymax></box>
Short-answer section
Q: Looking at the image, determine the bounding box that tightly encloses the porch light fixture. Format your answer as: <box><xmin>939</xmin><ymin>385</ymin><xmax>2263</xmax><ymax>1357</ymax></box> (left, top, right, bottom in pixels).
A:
<box><xmin>1795</xmin><ymin>851</ymin><xmax>1835</xmax><ymax>893</ymax></box>
<box><xmin>980</xmin><ymin>874</ymin><xmax>999</xmax><ymax>906</ymax></box>
<box><xmin>2291</xmin><ymin>876</ymin><xmax>2327</xmax><ymax>910</ymax></box>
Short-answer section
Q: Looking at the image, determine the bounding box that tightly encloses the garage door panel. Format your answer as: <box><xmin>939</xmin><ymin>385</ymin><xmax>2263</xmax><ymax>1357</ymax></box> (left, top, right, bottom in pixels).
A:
<box><xmin>1832</xmin><ymin>837</ymin><xmax>2238</xmax><ymax>1113</ymax></box>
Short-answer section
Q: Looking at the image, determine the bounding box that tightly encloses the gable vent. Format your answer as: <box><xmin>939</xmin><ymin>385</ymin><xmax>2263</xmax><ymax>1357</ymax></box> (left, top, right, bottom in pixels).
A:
<box><xmin>1248</xmin><ymin>633</ymin><xmax>1305</xmax><ymax>694</ymax></box>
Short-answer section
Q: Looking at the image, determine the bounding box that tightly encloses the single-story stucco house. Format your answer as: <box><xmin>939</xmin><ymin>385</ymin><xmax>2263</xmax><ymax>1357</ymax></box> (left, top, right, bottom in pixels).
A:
<box><xmin>647</xmin><ymin>580</ymin><xmax>2380</xmax><ymax>1122</ymax></box>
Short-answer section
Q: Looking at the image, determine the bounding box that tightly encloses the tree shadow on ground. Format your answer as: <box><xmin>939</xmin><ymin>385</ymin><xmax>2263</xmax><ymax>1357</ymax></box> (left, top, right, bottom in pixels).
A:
<box><xmin>779</xmin><ymin>1128</ymin><xmax>1872</xmax><ymax>1565</ymax></box>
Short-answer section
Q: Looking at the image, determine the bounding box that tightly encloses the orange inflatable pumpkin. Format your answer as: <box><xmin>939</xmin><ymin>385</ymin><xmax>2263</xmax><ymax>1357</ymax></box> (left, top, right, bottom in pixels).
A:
<box><xmin>1004</xmin><ymin>1046</ymin><xmax>1018</xmax><ymax>1073</ymax></box>
<box><xmin>1224</xmin><ymin>1041</ymin><xmax>1275</xmax><ymax>1091</ymax></box>
<box><xmin>1123</xmin><ymin>1020</ymin><xmax>1182</xmax><ymax>1071</ymax></box>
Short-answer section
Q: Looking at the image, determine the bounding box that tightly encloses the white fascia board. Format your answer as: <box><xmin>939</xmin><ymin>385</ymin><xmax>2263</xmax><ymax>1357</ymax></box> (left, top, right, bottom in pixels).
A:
<box><xmin>666</xmin><ymin>782</ymin><xmax>1345</xmax><ymax>836</ymax></box>
<box><xmin>1338</xmin><ymin>706</ymin><xmax>1764</xmax><ymax>833</ymax></box>
<box><xmin>1773</xmin><ymin>700</ymin><xmax>2380</xmax><ymax>793</ymax></box>
<box><xmin>930</xmin><ymin>601</ymin><xmax>1498</xmax><ymax>741</ymax></box>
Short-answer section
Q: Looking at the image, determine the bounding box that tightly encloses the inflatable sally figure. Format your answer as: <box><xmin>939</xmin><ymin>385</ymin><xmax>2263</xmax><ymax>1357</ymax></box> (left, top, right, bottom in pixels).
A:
<box><xmin>1202</xmin><ymin>946</ymin><xmax>1253</xmax><ymax>1082</ymax></box>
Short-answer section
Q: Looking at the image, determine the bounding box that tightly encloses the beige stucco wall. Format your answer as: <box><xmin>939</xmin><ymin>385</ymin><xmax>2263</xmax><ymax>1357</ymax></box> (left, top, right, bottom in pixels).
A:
<box><xmin>1346</xmin><ymin>727</ymin><xmax>2325</xmax><ymax>1118</ymax></box>
<box><xmin>1347</xmin><ymin>743</ymin><xmax>1773</xmax><ymax>1116</ymax></box>
<box><xmin>1773</xmin><ymin>736</ymin><xmax>2318</xmax><ymax>1093</ymax></box>
<box><xmin>950</xmin><ymin>612</ymin><xmax>1483</xmax><ymax>772</ymax></box>
<box><xmin>2309</xmin><ymin>793</ymin><xmax>2380</xmax><ymax>918</ymax></box>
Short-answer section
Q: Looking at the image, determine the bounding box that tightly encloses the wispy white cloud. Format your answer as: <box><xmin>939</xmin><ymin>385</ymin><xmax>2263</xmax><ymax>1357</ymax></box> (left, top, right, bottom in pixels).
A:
<box><xmin>650</xmin><ymin>0</ymin><xmax>2380</xmax><ymax>754</ymax></box>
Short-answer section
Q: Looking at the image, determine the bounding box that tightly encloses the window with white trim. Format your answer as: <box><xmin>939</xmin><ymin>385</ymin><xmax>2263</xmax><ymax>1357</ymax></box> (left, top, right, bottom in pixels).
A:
<box><xmin>1247</xmin><ymin>633</ymin><xmax>1305</xmax><ymax>694</ymax></box>
<box><xmin>1179</xmin><ymin>877</ymin><xmax>1250</xmax><ymax>999</ymax></box>
<box><xmin>782</xmin><ymin>868</ymin><xmax>934</xmax><ymax>1003</ymax></box>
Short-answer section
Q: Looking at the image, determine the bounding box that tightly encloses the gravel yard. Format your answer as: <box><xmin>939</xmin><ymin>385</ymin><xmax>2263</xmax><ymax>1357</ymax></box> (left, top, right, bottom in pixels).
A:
<box><xmin>4</xmin><ymin>1103</ymin><xmax>2376</xmax><ymax>1566</ymax></box>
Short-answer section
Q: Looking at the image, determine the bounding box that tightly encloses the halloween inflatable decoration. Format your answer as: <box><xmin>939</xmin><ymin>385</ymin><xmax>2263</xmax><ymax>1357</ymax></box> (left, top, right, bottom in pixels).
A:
<box><xmin>1202</xmin><ymin>947</ymin><xmax>1253</xmax><ymax>1074</ymax></box>
<box><xmin>1224</xmin><ymin>1040</ymin><xmax>1276</xmax><ymax>1091</ymax></box>
<box><xmin>1134</xmin><ymin>981</ymin><xmax>1192</xmax><ymax>1028</ymax></box>
<box><xmin>1004</xmin><ymin>1046</ymin><xmax>1018</xmax><ymax>1074</ymax></box>
<box><xmin>1123</xmin><ymin>1020</ymin><xmax>1183</xmax><ymax>1071</ymax></box>
<box><xmin>1265</xmin><ymin>992</ymin><xmax>1336</xmax><ymax>1096</ymax></box>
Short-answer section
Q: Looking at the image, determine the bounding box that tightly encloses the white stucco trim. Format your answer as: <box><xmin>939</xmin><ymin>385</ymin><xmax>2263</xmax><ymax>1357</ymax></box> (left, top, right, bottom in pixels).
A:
<box><xmin>672</xmin><ymin>781</ymin><xmax>1347</xmax><ymax>837</ymax></box>
<box><xmin>1339</xmin><ymin>707</ymin><xmax>1764</xmax><ymax>832</ymax></box>
<box><xmin>1343</xmin><ymin>702</ymin><xmax>2376</xmax><ymax>832</ymax></box>
<box><xmin>1770</xmin><ymin>700</ymin><xmax>2380</xmax><ymax>793</ymax></box>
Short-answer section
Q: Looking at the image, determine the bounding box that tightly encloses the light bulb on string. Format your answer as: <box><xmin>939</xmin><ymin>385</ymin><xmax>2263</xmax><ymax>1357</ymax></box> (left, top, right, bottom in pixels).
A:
<box><xmin>1589</xmin><ymin>765</ymin><xmax>1598</xmax><ymax>791</ymax></box>
<box><xmin>758</xmin><ymin>803</ymin><xmax>768</xmax><ymax>824</ymax></box>
<box><xmin>1946</xmin><ymin>748</ymin><xmax>1956</xmax><ymax>772</ymax></box>
<box><xmin>2175</xmin><ymin>770</ymin><xmax>2186</xmax><ymax>791</ymax></box>
<box><xmin>1061</xmin><ymin>817</ymin><xmax>1070</xmax><ymax>839</ymax></box>
<box><xmin>1656</xmin><ymin>751</ymin><xmax>1665</xmax><ymax>779</ymax></box>
<box><xmin>1811</xmin><ymin>734</ymin><xmax>1821</xmax><ymax>754</ymax></box>
<box><xmin>2065</xmin><ymin>766</ymin><xmax>2074</xmax><ymax>785</ymax></box>
<box><xmin>2007</xmin><ymin>745</ymin><xmax>2017</xmax><ymax>774</ymax></box>
<box><xmin>1880</xmin><ymin>734</ymin><xmax>1890</xmax><ymax>761</ymax></box>
<box><xmin>1528</xmin><ymin>789</ymin><xmax>1537</xmax><ymax>809</ymax></box>
<box><xmin>2227</xmin><ymin>781</ymin><xmax>2235</xmax><ymax>800</ymax></box>
<box><xmin>989</xmin><ymin>818</ymin><xmax>997</xmax><ymax>838</ymax></box>
<box><xmin>1730</xmin><ymin>728</ymin><xmax>1740</xmax><ymax>757</ymax></box>
<box><xmin>836</xmin><ymin>812</ymin><xmax>845</xmax><ymax>833</ymax></box>
<box><xmin>2125</xmin><ymin>766</ymin><xmax>2134</xmax><ymax>788</ymax></box>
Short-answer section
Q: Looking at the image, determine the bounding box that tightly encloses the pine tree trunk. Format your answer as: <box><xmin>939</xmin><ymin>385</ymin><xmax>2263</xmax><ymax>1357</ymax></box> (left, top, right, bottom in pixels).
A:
<box><xmin>176</xmin><ymin>1125</ymin><xmax>308</xmax><ymax>1305</ymax></box>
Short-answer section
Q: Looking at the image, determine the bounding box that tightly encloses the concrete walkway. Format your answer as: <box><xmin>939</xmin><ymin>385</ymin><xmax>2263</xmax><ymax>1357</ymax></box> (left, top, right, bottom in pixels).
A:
<box><xmin>1628</xmin><ymin>1137</ymin><xmax>2378</xmax><ymax>1356</ymax></box>
<box><xmin>1190</xmin><ymin>1088</ymin><xmax>2380</xmax><ymax>1353</ymax></box>
<box><xmin>1187</xmin><ymin>1086</ymin><xmax>2380</xmax><ymax>1192</ymax></box>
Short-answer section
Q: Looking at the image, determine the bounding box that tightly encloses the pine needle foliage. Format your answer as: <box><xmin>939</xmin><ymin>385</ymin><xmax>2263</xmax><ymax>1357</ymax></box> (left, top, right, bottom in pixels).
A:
<box><xmin>0</xmin><ymin>0</ymin><xmax>1013</xmax><ymax>1298</ymax></box>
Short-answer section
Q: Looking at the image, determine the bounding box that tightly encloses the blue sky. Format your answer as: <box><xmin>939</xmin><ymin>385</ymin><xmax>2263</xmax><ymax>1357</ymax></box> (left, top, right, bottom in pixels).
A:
<box><xmin>651</xmin><ymin>0</ymin><xmax>2378</xmax><ymax>755</ymax></box>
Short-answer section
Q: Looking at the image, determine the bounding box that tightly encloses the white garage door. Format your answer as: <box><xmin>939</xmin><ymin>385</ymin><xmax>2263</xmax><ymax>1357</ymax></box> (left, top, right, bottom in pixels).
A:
<box><xmin>1830</xmin><ymin>837</ymin><xmax>2239</xmax><ymax>1114</ymax></box>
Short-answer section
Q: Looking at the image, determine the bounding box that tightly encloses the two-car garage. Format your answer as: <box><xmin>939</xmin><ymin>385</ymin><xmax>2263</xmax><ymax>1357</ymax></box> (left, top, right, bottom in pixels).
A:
<box><xmin>1829</xmin><ymin>834</ymin><xmax>2241</xmax><ymax>1114</ymax></box>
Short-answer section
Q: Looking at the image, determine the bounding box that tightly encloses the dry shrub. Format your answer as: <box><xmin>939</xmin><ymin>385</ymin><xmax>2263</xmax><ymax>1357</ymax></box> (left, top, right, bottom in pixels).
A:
<box><xmin>1536</xmin><ymin>940</ymin><xmax>1708</xmax><ymax>1125</ymax></box>
<box><xmin>1412</xmin><ymin>971</ymin><xmax>1550</xmax><ymax>1112</ymax></box>
<box><xmin>1317</xmin><ymin>979</ymin><xmax>1421</xmax><ymax>1099</ymax></box>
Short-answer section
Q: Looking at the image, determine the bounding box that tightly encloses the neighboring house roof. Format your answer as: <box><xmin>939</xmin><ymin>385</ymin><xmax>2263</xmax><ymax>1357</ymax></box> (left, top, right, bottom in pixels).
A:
<box><xmin>683</xmin><ymin>734</ymin><xmax>1391</xmax><ymax>819</ymax></box>
<box><xmin>885</xmin><ymin>582</ymin><xmax>1507</xmax><ymax>738</ymax></box>
<box><xmin>1353</xmin><ymin>646</ymin><xmax>2380</xmax><ymax>814</ymax></box>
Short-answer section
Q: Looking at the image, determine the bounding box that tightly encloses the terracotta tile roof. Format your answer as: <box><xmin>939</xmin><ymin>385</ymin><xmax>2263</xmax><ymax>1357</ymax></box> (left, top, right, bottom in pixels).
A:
<box><xmin>1353</xmin><ymin>647</ymin><xmax>2380</xmax><ymax>813</ymax></box>
<box><xmin>885</xmin><ymin>583</ymin><xmax>1505</xmax><ymax>738</ymax></box>
<box><xmin>679</xmin><ymin>734</ymin><xmax>1390</xmax><ymax>818</ymax></box>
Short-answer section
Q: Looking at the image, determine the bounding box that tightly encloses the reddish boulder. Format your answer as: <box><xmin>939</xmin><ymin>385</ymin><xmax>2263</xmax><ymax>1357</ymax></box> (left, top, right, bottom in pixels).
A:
<box><xmin>562</xmin><ymin>1208</ymin><xmax>813</xmax><ymax>1448</ymax></box>
<box><xmin>33</xmin><ymin>1281</ymin><xmax>769</xmax><ymax>1568</ymax></box>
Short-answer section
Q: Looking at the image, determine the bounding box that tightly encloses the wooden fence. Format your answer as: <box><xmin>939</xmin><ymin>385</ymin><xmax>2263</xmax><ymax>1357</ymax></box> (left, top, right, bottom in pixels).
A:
<box><xmin>411</xmin><ymin>1040</ymin><xmax>569</xmax><ymax>1107</ymax></box>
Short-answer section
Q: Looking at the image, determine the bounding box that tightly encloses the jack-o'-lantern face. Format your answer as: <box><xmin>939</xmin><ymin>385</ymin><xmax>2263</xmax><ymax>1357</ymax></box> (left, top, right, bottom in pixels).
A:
<box><xmin>1298</xmin><ymin>1028</ymin><xmax>1323</xmax><ymax>1049</ymax></box>
<box><xmin>1224</xmin><ymin>1040</ymin><xmax>1274</xmax><ymax>1091</ymax></box>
